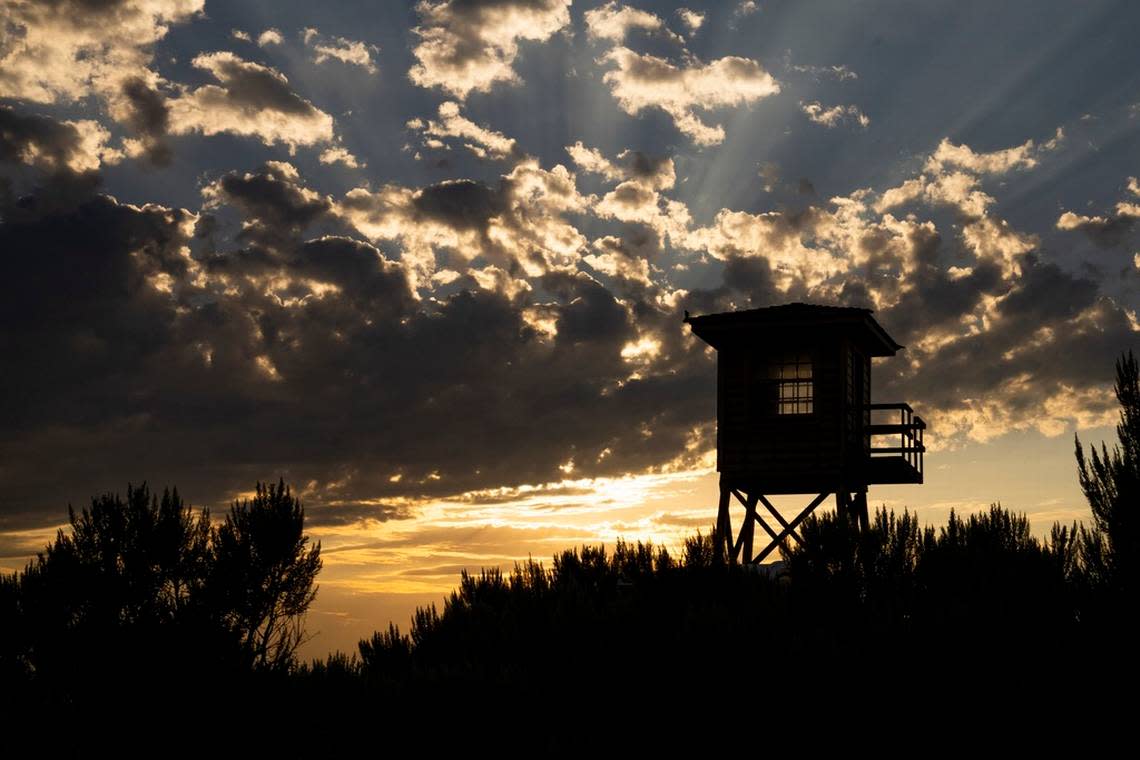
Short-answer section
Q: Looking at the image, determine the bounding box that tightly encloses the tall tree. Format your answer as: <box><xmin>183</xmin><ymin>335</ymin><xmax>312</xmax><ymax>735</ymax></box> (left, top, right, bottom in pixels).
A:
<box><xmin>11</xmin><ymin>484</ymin><xmax>213</xmax><ymax>691</ymax></box>
<box><xmin>1075</xmin><ymin>350</ymin><xmax>1140</xmax><ymax>592</ymax></box>
<box><xmin>208</xmin><ymin>479</ymin><xmax>323</xmax><ymax>670</ymax></box>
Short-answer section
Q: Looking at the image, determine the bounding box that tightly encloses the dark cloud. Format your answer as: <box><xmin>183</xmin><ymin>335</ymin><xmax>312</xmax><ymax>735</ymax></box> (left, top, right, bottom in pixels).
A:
<box><xmin>412</xmin><ymin>178</ymin><xmax>504</xmax><ymax>229</ymax></box>
<box><xmin>619</xmin><ymin>150</ymin><xmax>673</xmax><ymax>186</ymax></box>
<box><xmin>121</xmin><ymin>77</ymin><xmax>173</xmax><ymax>165</ymax></box>
<box><xmin>204</xmin><ymin>161</ymin><xmax>332</xmax><ymax>246</ymax></box>
<box><xmin>0</xmin><ymin>105</ymin><xmax>111</xmax><ymax>173</ymax></box>
<box><xmin>303</xmin><ymin>501</ymin><xmax>411</xmax><ymax>528</ymax></box>
<box><xmin>0</xmin><ymin>165</ymin><xmax>717</xmax><ymax>531</ymax></box>
<box><xmin>875</xmin><ymin>254</ymin><xmax>1134</xmax><ymax>427</ymax></box>
<box><xmin>1058</xmin><ymin>211</ymin><xmax>1138</xmax><ymax>248</ymax></box>
<box><xmin>196</xmin><ymin>55</ymin><xmax>316</xmax><ymax>116</ymax></box>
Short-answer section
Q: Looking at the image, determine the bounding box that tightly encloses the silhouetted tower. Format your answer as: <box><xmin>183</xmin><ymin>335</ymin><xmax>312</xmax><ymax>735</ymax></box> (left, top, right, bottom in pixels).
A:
<box><xmin>684</xmin><ymin>303</ymin><xmax>926</xmax><ymax>563</ymax></box>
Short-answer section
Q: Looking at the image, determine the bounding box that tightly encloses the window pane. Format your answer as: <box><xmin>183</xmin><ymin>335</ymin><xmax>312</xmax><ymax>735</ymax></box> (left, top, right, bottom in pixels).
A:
<box><xmin>769</xmin><ymin>354</ymin><xmax>814</xmax><ymax>415</ymax></box>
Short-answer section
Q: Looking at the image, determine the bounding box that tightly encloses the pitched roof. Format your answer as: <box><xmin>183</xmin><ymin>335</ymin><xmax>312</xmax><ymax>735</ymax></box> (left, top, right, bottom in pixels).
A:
<box><xmin>683</xmin><ymin>302</ymin><xmax>903</xmax><ymax>356</ymax></box>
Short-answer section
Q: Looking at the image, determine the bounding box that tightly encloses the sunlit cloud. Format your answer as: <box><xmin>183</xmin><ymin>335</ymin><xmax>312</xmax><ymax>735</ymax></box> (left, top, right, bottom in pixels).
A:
<box><xmin>319</xmin><ymin>145</ymin><xmax>364</xmax><ymax>168</ymax></box>
<box><xmin>258</xmin><ymin>28</ymin><xmax>285</xmax><ymax>47</ymax></box>
<box><xmin>409</xmin><ymin>0</ymin><xmax>572</xmax><ymax>99</ymax></box>
<box><xmin>584</xmin><ymin>2</ymin><xmax>681</xmax><ymax>44</ymax></box>
<box><xmin>788</xmin><ymin>61</ymin><xmax>858</xmax><ymax>81</ymax></box>
<box><xmin>167</xmin><ymin>52</ymin><xmax>336</xmax><ymax>150</ymax></box>
<box><xmin>925</xmin><ymin>129</ymin><xmax>1063</xmax><ymax>175</ymax></box>
<box><xmin>303</xmin><ymin>27</ymin><xmax>379</xmax><ymax>73</ymax></box>
<box><xmin>0</xmin><ymin>0</ymin><xmax>204</xmax><ymax>104</ymax></box>
<box><xmin>409</xmin><ymin>102</ymin><xmax>521</xmax><ymax>161</ymax></box>
<box><xmin>676</xmin><ymin>9</ymin><xmax>705</xmax><ymax>36</ymax></box>
<box><xmin>598</xmin><ymin>46</ymin><xmax>780</xmax><ymax>145</ymax></box>
<box><xmin>1056</xmin><ymin>175</ymin><xmax>1140</xmax><ymax>247</ymax></box>
<box><xmin>800</xmin><ymin>101</ymin><xmax>870</xmax><ymax>129</ymax></box>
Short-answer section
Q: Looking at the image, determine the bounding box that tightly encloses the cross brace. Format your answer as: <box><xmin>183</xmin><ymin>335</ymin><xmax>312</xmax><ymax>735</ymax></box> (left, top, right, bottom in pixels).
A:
<box><xmin>717</xmin><ymin>480</ymin><xmax>868</xmax><ymax>564</ymax></box>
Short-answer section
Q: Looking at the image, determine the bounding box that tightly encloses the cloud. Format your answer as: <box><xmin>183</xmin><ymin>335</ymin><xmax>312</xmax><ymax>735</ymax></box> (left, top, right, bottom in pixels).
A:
<box><xmin>788</xmin><ymin>62</ymin><xmax>858</xmax><ymax>81</ymax></box>
<box><xmin>567</xmin><ymin>141</ymin><xmax>689</xmax><ymax>248</ymax></box>
<box><xmin>409</xmin><ymin>0</ymin><xmax>572</xmax><ymax>99</ymax></box>
<box><xmin>925</xmin><ymin>129</ymin><xmax>1063</xmax><ymax>175</ymax></box>
<box><xmin>676</xmin><ymin>9</ymin><xmax>705</xmax><ymax>36</ymax></box>
<box><xmin>0</xmin><ymin>162</ymin><xmax>719</xmax><ymax>526</ymax></box>
<box><xmin>319</xmin><ymin>146</ymin><xmax>364</xmax><ymax>168</ymax></box>
<box><xmin>258</xmin><ymin>28</ymin><xmax>285</xmax><ymax>47</ymax></box>
<box><xmin>303</xmin><ymin>28</ymin><xmax>379</xmax><ymax>73</ymax></box>
<box><xmin>583</xmin><ymin>235</ymin><xmax>653</xmax><ymax>287</ymax></box>
<box><xmin>0</xmin><ymin>0</ymin><xmax>204</xmax><ymax>104</ymax></box>
<box><xmin>409</xmin><ymin>102</ymin><xmax>521</xmax><ymax>161</ymax></box>
<box><xmin>875</xmin><ymin>129</ymin><xmax>1065</xmax><ymax>231</ymax></box>
<box><xmin>598</xmin><ymin>46</ymin><xmax>780</xmax><ymax>145</ymax></box>
<box><xmin>584</xmin><ymin>2</ymin><xmax>679</xmax><ymax>44</ymax></box>
<box><xmin>118</xmin><ymin>77</ymin><xmax>174</xmax><ymax>165</ymax></box>
<box><xmin>201</xmin><ymin>160</ymin><xmax>333</xmax><ymax>250</ymax></box>
<box><xmin>734</xmin><ymin>1</ymin><xmax>759</xmax><ymax>18</ymax></box>
<box><xmin>1</xmin><ymin>120</ymin><xmax>1134</xmax><ymax>533</ymax></box>
<box><xmin>800</xmin><ymin>101</ymin><xmax>870</xmax><ymax>129</ymax></box>
<box><xmin>338</xmin><ymin>158</ymin><xmax>589</xmax><ymax>287</ymax></box>
<box><xmin>166</xmin><ymin>52</ymin><xmax>335</xmax><ymax>150</ymax></box>
<box><xmin>1056</xmin><ymin>176</ymin><xmax>1140</xmax><ymax>247</ymax></box>
<box><xmin>0</xmin><ymin>105</ymin><xmax>123</xmax><ymax>173</ymax></box>
<box><xmin>303</xmin><ymin>501</ymin><xmax>411</xmax><ymax>528</ymax></box>
<box><xmin>566</xmin><ymin>141</ymin><xmax>675</xmax><ymax>190</ymax></box>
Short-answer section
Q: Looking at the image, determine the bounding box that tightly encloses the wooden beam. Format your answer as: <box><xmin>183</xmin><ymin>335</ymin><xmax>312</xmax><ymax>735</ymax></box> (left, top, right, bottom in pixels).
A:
<box><xmin>853</xmin><ymin>490</ymin><xmax>869</xmax><ymax>532</ymax></box>
<box><xmin>757</xmin><ymin>494</ymin><xmax>805</xmax><ymax>546</ymax></box>
<box><xmin>740</xmin><ymin>493</ymin><xmax>758</xmax><ymax>563</ymax></box>
<box><xmin>717</xmin><ymin>486</ymin><xmax>733</xmax><ymax>563</ymax></box>
<box><xmin>752</xmin><ymin>492</ymin><xmax>828</xmax><ymax>564</ymax></box>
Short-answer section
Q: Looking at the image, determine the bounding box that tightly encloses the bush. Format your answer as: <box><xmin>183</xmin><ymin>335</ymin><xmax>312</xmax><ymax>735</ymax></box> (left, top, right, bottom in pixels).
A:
<box><xmin>3</xmin><ymin>479</ymin><xmax>321</xmax><ymax>704</ymax></box>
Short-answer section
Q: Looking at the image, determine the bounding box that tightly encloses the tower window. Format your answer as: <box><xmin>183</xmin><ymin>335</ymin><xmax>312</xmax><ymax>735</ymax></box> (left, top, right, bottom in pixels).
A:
<box><xmin>768</xmin><ymin>353</ymin><xmax>813</xmax><ymax>415</ymax></box>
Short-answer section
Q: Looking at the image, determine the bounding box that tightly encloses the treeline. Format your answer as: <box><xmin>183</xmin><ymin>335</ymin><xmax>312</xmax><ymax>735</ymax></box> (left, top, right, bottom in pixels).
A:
<box><xmin>294</xmin><ymin>505</ymin><xmax>1122</xmax><ymax>699</ymax></box>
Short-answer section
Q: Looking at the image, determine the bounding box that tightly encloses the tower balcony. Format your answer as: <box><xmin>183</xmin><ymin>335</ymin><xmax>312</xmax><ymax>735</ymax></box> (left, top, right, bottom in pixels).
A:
<box><xmin>866</xmin><ymin>403</ymin><xmax>926</xmax><ymax>484</ymax></box>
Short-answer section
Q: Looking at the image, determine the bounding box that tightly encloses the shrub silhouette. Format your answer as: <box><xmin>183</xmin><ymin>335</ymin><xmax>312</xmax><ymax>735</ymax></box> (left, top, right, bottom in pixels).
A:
<box><xmin>3</xmin><ymin>479</ymin><xmax>321</xmax><ymax>706</ymax></box>
<box><xmin>208</xmin><ymin>480</ymin><xmax>322</xmax><ymax>671</ymax></box>
<box><xmin>1076</xmin><ymin>349</ymin><xmax>1140</xmax><ymax>594</ymax></box>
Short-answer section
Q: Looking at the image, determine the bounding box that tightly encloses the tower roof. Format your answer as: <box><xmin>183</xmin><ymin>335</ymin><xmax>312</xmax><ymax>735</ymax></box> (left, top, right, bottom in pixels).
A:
<box><xmin>683</xmin><ymin>302</ymin><xmax>903</xmax><ymax>356</ymax></box>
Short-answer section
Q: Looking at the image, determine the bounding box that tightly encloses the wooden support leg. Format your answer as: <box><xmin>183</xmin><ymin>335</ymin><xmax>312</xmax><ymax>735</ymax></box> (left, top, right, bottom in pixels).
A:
<box><xmin>739</xmin><ymin>492</ymin><xmax>757</xmax><ymax>564</ymax></box>
<box><xmin>853</xmin><ymin>490</ymin><xmax>869</xmax><ymax>532</ymax></box>
<box><xmin>716</xmin><ymin>484</ymin><xmax>733</xmax><ymax>563</ymax></box>
<box><xmin>836</xmin><ymin>491</ymin><xmax>850</xmax><ymax>523</ymax></box>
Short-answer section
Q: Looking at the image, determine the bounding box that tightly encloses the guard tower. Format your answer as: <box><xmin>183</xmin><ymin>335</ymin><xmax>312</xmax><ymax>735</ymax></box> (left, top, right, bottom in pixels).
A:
<box><xmin>684</xmin><ymin>303</ymin><xmax>926</xmax><ymax>564</ymax></box>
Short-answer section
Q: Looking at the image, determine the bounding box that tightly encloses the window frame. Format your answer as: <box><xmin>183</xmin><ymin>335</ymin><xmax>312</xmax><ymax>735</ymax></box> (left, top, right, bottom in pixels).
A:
<box><xmin>765</xmin><ymin>352</ymin><xmax>814</xmax><ymax>417</ymax></box>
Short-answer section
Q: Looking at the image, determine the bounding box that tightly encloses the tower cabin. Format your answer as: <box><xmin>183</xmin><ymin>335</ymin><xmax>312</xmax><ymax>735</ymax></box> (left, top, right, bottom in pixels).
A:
<box><xmin>684</xmin><ymin>303</ymin><xmax>926</xmax><ymax>564</ymax></box>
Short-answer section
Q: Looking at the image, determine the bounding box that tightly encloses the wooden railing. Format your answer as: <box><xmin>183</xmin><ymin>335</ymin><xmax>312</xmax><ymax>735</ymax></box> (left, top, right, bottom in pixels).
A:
<box><xmin>866</xmin><ymin>403</ymin><xmax>926</xmax><ymax>479</ymax></box>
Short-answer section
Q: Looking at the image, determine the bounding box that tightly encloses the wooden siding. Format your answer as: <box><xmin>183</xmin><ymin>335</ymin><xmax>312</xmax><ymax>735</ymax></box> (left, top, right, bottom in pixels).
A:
<box><xmin>717</xmin><ymin>338</ymin><xmax>847</xmax><ymax>484</ymax></box>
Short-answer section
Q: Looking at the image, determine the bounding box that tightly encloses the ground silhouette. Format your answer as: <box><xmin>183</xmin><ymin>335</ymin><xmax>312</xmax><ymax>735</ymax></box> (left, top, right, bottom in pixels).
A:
<box><xmin>2</xmin><ymin>355</ymin><xmax>1138</xmax><ymax>748</ymax></box>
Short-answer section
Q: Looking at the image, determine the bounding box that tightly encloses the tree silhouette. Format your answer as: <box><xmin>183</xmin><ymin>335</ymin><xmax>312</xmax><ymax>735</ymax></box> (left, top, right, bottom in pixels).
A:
<box><xmin>9</xmin><ymin>484</ymin><xmax>215</xmax><ymax>696</ymax></box>
<box><xmin>1075</xmin><ymin>350</ymin><xmax>1140</xmax><ymax>592</ymax></box>
<box><xmin>3</xmin><ymin>479</ymin><xmax>322</xmax><ymax>706</ymax></box>
<box><xmin>208</xmin><ymin>479</ymin><xmax>323</xmax><ymax>670</ymax></box>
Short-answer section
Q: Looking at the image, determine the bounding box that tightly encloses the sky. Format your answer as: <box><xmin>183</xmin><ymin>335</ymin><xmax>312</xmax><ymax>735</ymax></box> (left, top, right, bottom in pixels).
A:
<box><xmin>2</xmin><ymin>0</ymin><xmax>1139</xmax><ymax>658</ymax></box>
